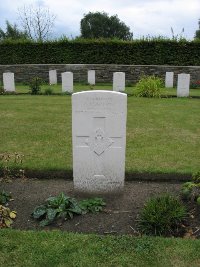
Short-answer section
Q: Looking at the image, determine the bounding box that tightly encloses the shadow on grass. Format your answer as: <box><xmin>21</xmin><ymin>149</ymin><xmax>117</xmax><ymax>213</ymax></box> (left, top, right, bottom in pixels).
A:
<box><xmin>8</xmin><ymin>169</ymin><xmax>191</xmax><ymax>182</ymax></box>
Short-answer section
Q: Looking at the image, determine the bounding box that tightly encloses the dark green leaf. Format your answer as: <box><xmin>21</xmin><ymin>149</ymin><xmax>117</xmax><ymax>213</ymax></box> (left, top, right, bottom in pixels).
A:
<box><xmin>47</xmin><ymin>208</ymin><xmax>58</xmax><ymax>221</ymax></box>
<box><xmin>32</xmin><ymin>205</ymin><xmax>46</xmax><ymax>219</ymax></box>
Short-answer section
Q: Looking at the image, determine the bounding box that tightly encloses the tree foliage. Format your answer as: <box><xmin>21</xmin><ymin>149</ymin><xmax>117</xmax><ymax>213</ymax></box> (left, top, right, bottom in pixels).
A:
<box><xmin>194</xmin><ymin>19</ymin><xmax>200</xmax><ymax>39</ymax></box>
<box><xmin>80</xmin><ymin>12</ymin><xmax>133</xmax><ymax>40</ymax></box>
<box><xmin>18</xmin><ymin>4</ymin><xmax>56</xmax><ymax>41</ymax></box>
<box><xmin>0</xmin><ymin>20</ymin><xmax>29</xmax><ymax>41</ymax></box>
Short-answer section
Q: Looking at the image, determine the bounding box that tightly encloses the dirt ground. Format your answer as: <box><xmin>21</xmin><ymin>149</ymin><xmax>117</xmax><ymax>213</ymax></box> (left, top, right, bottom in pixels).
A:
<box><xmin>1</xmin><ymin>178</ymin><xmax>200</xmax><ymax>237</ymax></box>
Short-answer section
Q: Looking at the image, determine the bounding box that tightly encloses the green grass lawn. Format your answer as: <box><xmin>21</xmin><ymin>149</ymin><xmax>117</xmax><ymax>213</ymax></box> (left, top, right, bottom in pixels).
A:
<box><xmin>0</xmin><ymin>87</ymin><xmax>199</xmax><ymax>178</ymax></box>
<box><xmin>1</xmin><ymin>85</ymin><xmax>200</xmax><ymax>266</ymax></box>
<box><xmin>15</xmin><ymin>82</ymin><xmax>200</xmax><ymax>97</ymax></box>
<box><xmin>1</xmin><ymin>230</ymin><xmax>200</xmax><ymax>267</ymax></box>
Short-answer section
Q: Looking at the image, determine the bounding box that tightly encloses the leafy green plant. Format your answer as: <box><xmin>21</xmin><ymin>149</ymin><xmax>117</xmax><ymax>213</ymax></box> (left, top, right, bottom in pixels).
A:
<box><xmin>138</xmin><ymin>194</ymin><xmax>186</xmax><ymax>236</ymax></box>
<box><xmin>134</xmin><ymin>75</ymin><xmax>164</xmax><ymax>98</ymax></box>
<box><xmin>0</xmin><ymin>81</ymin><xmax>5</xmax><ymax>94</ymax></box>
<box><xmin>32</xmin><ymin>193</ymin><xmax>82</xmax><ymax>226</ymax></box>
<box><xmin>32</xmin><ymin>193</ymin><xmax>105</xmax><ymax>226</ymax></box>
<box><xmin>29</xmin><ymin>77</ymin><xmax>43</xmax><ymax>95</ymax></box>
<box><xmin>181</xmin><ymin>181</ymin><xmax>195</xmax><ymax>200</ymax></box>
<box><xmin>79</xmin><ymin>198</ymin><xmax>106</xmax><ymax>213</ymax></box>
<box><xmin>0</xmin><ymin>205</ymin><xmax>17</xmax><ymax>228</ymax></box>
<box><xmin>0</xmin><ymin>190</ymin><xmax>12</xmax><ymax>205</ymax></box>
<box><xmin>192</xmin><ymin>171</ymin><xmax>200</xmax><ymax>183</ymax></box>
<box><xmin>181</xmin><ymin>171</ymin><xmax>200</xmax><ymax>203</ymax></box>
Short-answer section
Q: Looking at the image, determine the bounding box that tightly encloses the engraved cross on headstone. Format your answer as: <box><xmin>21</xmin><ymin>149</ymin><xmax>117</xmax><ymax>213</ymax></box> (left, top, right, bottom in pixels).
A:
<box><xmin>76</xmin><ymin>116</ymin><xmax>122</xmax><ymax>155</ymax></box>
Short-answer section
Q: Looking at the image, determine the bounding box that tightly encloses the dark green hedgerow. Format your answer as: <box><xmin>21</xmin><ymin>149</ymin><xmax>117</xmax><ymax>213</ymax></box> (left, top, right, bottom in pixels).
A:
<box><xmin>0</xmin><ymin>39</ymin><xmax>200</xmax><ymax>65</ymax></box>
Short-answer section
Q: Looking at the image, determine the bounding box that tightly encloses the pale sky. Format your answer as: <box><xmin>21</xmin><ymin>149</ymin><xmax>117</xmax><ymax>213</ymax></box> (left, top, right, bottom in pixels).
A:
<box><xmin>0</xmin><ymin>0</ymin><xmax>199</xmax><ymax>40</ymax></box>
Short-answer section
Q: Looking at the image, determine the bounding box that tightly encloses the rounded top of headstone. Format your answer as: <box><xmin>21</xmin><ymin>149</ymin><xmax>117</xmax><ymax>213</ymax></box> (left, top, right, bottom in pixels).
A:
<box><xmin>72</xmin><ymin>90</ymin><xmax>127</xmax><ymax>97</ymax></box>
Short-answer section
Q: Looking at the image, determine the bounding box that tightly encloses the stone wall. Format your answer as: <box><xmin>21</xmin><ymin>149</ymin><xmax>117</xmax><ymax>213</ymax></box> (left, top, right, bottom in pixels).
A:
<box><xmin>0</xmin><ymin>64</ymin><xmax>200</xmax><ymax>84</ymax></box>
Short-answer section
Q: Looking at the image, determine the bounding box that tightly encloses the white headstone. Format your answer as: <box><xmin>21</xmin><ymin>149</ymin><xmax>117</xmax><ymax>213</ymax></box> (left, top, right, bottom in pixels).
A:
<box><xmin>49</xmin><ymin>70</ymin><xmax>57</xmax><ymax>85</ymax></box>
<box><xmin>165</xmin><ymin>72</ymin><xmax>174</xmax><ymax>88</ymax></box>
<box><xmin>88</xmin><ymin>70</ymin><xmax>95</xmax><ymax>85</ymax></box>
<box><xmin>3</xmin><ymin>72</ymin><xmax>15</xmax><ymax>92</ymax></box>
<box><xmin>62</xmin><ymin>72</ymin><xmax>73</xmax><ymax>93</ymax></box>
<box><xmin>72</xmin><ymin>90</ymin><xmax>127</xmax><ymax>194</ymax></box>
<box><xmin>113</xmin><ymin>72</ymin><xmax>125</xmax><ymax>92</ymax></box>
<box><xmin>177</xmin><ymin>73</ymin><xmax>190</xmax><ymax>97</ymax></box>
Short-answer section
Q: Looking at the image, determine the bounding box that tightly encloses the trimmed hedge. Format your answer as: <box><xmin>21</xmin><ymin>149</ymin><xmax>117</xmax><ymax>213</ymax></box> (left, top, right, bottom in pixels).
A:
<box><xmin>0</xmin><ymin>39</ymin><xmax>200</xmax><ymax>65</ymax></box>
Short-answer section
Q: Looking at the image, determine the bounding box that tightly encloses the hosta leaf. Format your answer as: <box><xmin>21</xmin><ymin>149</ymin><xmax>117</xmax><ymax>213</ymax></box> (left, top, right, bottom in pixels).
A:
<box><xmin>47</xmin><ymin>208</ymin><xmax>58</xmax><ymax>221</ymax></box>
<box><xmin>10</xmin><ymin>211</ymin><xmax>17</xmax><ymax>219</ymax></box>
<box><xmin>4</xmin><ymin>218</ymin><xmax>12</xmax><ymax>227</ymax></box>
<box><xmin>39</xmin><ymin>219</ymin><xmax>50</xmax><ymax>227</ymax></box>
<box><xmin>32</xmin><ymin>205</ymin><xmax>46</xmax><ymax>219</ymax></box>
<box><xmin>46</xmin><ymin>197</ymin><xmax>58</xmax><ymax>207</ymax></box>
<box><xmin>69</xmin><ymin>205</ymin><xmax>83</xmax><ymax>215</ymax></box>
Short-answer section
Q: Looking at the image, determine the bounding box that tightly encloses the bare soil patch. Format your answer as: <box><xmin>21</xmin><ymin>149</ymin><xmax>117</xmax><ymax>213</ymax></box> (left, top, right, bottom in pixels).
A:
<box><xmin>1</xmin><ymin>179</ymin><xmax>199</xmax><ymax>237</ymax></box>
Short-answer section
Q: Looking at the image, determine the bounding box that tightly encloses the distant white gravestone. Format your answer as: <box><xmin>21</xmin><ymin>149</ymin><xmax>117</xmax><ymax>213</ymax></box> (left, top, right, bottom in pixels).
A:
<box><xmin>49</xmin><ymin>70</ymin><xmax>57</xmax><ymax>85</ymax></box>
<box><xmin>88</xmin><ymin>70</ymin><xmax>95</xmax><ymax>85</ymax></box>
<box><xmin>165</xmin><ymin>72</ymin><xmax>174</xmax><ymax>88</ymax></box>
<box><xmin>3</xmin><ymin>72</ymin><xmax>15</xmax><ymax>92</ymax></box>
<box><xmin>62</xmin><ymin>72</ymin><xmax>73</xmax><ymax>93</ymax></box>
<box><xmin>113</xmin><ymin>72</ymin><xmax>125</xmax><ymax>92</ymax></box>
<box><xmin>177</xmin><ymin>73</ymin><xmax>190</xmax><ymax>97</ymax></box>
<box><xmin>72</xmin><ymin>90</ymin><xmax>127</xmax><ymax>194</ymax></box>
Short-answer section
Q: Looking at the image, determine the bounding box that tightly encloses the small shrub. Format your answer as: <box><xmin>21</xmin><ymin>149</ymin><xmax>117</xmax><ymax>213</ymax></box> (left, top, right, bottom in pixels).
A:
<box><xmin>134</xmin><ymin>75</ymin><xmax>164</xmax><ymax>98</ymax></box>
<box><xmin>0</xmin><ymin>190</ymin><xmax>12</xmax><ymax>205</ymax></box>
<box><xmin>32</xmin><ymin>192</ymin><xmax>105</xmax><ymax>226</ymax></box>
<box><xmin>138</xmin><ymin>194</ymin><xmax>186</xmax><ymax>236</ymax></box>
<box><xmin>29</xmin><ymin>77</ymin><xmax>43</xmax><ymax>95</ymax></box>
<box><xmin>0</xmin><ymin>205</ymin><xmax>17</xmax><ymax>228</ymax></box>
<box><xmin>44</xmin><ymin>88</ymin><xmax>53</xmax><ymax>95</ymax></box>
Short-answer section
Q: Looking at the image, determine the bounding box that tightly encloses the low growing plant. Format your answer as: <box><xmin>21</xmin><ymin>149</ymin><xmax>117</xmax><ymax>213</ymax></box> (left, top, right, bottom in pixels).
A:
<box><xmin>29</xmin><ymin>77</ymin><xmax>43</xmax><ymax>95</ymax></box>
<box><xmin>138</xmin><ymin>194</ymin><xmax>186</xmax><ymax>236</ymax></box>
<box><xmin>134</xmin><ymin>75</ymin><xmax>164</xmax><ymax>98</ymax></box>
<box><xmin>0</xmin><ymin>190</ymin><xmax>12</xmax><ymax>205</ymax></box>
<box><xmin>0</xmin><ymin>205</ymin><xmax>17</xmax><ymax>228</ymax></box>
<box><xmin>32</xmin><ymin>192</ymin><xmax>105</xmax><ymax>226</ymax></box>
<box><xmin>181</xmin><ymin>171</ymin><xmax>200</xmax><ymax>203</ymax></box>
<box><xmin>79</xmin><ymin>198</ymin><xmax>106</xmax><ymax>213</ymax></box>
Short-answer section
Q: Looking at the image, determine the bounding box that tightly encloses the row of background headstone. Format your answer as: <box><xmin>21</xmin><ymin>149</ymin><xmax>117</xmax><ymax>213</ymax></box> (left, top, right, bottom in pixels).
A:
<box><xmin>2</xmin><ymin>70</ymin><xmax>190</xmax><ymax>97</ymax></box>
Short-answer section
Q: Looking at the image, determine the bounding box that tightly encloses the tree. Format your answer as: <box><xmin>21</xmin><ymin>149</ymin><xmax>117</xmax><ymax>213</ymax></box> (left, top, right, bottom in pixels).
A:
<box><xmin>80</xmin><ymin>12</ymin><xmax>133</xmax><ymax>40</ymax></box>
<box><xmin>18</xmin><ymin>4</ymin><xmax>56</xmax><ymax>41</ymax></box>
<box><xmin>0</xmin><ymin>20</ymin><xmax>29</xmax><ymax>41</ymax></box>
<box><xmin>194</xmin><ymin>19</ymin><xmax>200</xmax><ymax>39</ymax></box>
